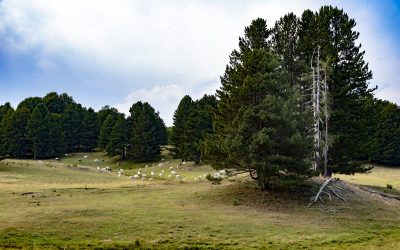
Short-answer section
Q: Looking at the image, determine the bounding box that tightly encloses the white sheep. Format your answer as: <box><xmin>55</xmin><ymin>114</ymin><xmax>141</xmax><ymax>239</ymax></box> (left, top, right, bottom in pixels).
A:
<box><xmin>96</xmin><ymin>167</ymin><xmax>100</xmax><ymax>170</ymax></box>
<box><xmin>159</xmin><ymin>173</ymin><xmax>163</xmax><ymax>177</ymax></box>
<box><xmin>168</xmin><ymin>175</ymin><xmax>172</xmax><ymax>178</ymax></box>
<box><xmin>170</xmin><ymin>166</ymin><xmax>173</xmax><ymax>170</ymax></box>
<box><xmin>161</xmin><ymin>170</ymin><xmax>164</xmax><ymax>173</ymax></box>
<box><xmin>142</xmin><ymin>173</ymin><xmax>147</xmax><ymax>178</ymax></box>
<box><xmin>214</xmin><ymin>172</ymin><xmax>221</xmax><ymax>178</ymax></box>
<box><xmin>151</xmin><ymin>171</ymin><xmax>155</xmax><ymax>176</ymax></box>
<box><xmin>171</xmin><ymin>170</ymin><xmax>176</xmax><ymax>175</ymax></box>
<box><xmin>219</xmin><ymin>170</ymin><xmax>226</xmax><ymax>175</ymax></box>
<box><xmin>175</xmin><ymin>175</ymin><xmax>181</xmax><ymax>180</ymax></box>
<box><xmin>83</xmin><ymin>155</ymin><xmax>88</xmax><ymax>159</ymax></box>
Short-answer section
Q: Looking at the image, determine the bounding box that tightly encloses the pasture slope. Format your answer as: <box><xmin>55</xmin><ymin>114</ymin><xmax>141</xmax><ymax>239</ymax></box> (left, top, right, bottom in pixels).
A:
<box><xmin>0</xmin><ymin>151</ymin><xmax>399</xmax><ymax>249</ymax></box>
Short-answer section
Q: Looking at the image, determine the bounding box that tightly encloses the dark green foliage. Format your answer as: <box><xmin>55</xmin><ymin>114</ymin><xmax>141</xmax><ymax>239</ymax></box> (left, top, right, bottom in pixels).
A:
<box><xmin>170</xmin><ymin>95</ymin><xmax>193</xmax><ymax>160</ymax></box>
<box><xmin>17</xmin><ymin>97</ymin><xmax>42</xmax><ymax>113</ymax></box>
<box><xmin>43</xmin><ymin>92</ymin><xmax>74</xmax><ymax>114</ymax></box>
<box><xmin>98</xmin><ymin>115</ymin><xmax>117</xmax><ymax>149</ymax></box>
<box><xmin>364</xmin><ymin>98</ymin><xmax>400</xmax><ymax>166</ymax></box>
<box><xmin>0</xmin><ymin>103</ymin><xmax>14</xmax><ymax>156</ymax></box>
<box><xmin>166</xmin><ymin>127</ymin><xmax>173</xmax><ymax>145</ymax></box>
<box><xmin>171</xmin><ymin>95</ymin><xmax>217</xmax><ymax>163</ymax></box>
<box><xmin>97</xmin><ymin>106</ymin><xmax>122</xmax><ymax>149</ymax></box>
<box><xmin>0</xmin><ymin>103</ymin><xmax>13</xmax><ymax>121</ymax></box>
<box><xmin>48</xmin><ymin>113</ymin><xmax>66</xmax><ymax>157</ymax></box>
<box><xmin>62</xmin><ymin>103</ymin><xmax>84</xmax><ymax>152</ymax></box>
<box><xmin>28</xmin><ymin>103</ymin><xmax>52</xmax><ymax>159</ymax></box>
<box><xmin>202</xmin><ymin>18</ymin><xmax>313</xmax><ymax>190</ymax></box>
<box><xmin>127</xmin><ymin>102</ymin><xmax>163</xmax><ymax>161</ymax></box>
<box><xmin>106</xmin><ymin>115</ymin><xmax>129</xmax><ymax>159</ymax></box>
<box><xmin>5</xmin><ymin>107</ymin><xmax>32</xmax><ymax>158</ymax></box>
<box><xmin>0</xmin><ymin>106</ymin><xmax>15</xmax><ymax>156</ymax></box>
<box><xmin>155</xmin><ymin>115</ymin><xmax>168</xmax><ymax>146</ymax></box>
<box><xmin>272</xmin><ymin>13</ymin><xmax>302</xmax><ymax>87</ymax></box>
<box><xmin>80</xmin><ymin>108</ymin><xmax>99</xmax><ymax>151</ymax></box>
<box><xmin>183</xmin><ymin>95</ymin><xmax>217</xmax><ymax>164</ymax></box>
<box><xmin>97</xmin><ymin>105</ymin><xmax>120</xmax><ymax>128</ymax></box>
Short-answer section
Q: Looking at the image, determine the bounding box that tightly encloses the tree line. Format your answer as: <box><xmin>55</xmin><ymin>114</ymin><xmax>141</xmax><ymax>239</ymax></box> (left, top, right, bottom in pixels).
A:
<box><xmin>0</xmin><ymin>92</ymin><xmax>167</xmax><ymax>161</ymax></box>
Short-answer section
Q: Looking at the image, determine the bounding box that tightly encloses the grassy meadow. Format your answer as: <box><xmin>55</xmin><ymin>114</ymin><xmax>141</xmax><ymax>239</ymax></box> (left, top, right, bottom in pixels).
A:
<box><xmin>0</xmin><ymin>151</ymin><xmax>400</xmax><ymax>249</ymax></box>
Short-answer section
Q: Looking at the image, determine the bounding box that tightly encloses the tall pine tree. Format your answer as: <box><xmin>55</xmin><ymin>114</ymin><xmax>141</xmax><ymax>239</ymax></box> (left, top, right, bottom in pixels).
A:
<box><xmin>127</xmin><ymin>102</ymin><xmax>162</xmax><ymax>161</ymax></box>
<box><xmin>202</xmin><ymin>18</ymin><xmax>312</xmax><ymax>190</ymax></box>
<box><xmin>28</xmin><ymin>103</ymin><xmax>52</xmax><ymax>159</ymax></box>
<box><xmin>106</xmin><ymin>115</ymin><xmax>129</xmax><ymax>159</ymax></box>
<box><xmin>170</xmin><ymin>95</ymin><xmax>193</xmax><ymax>160</ymax></box>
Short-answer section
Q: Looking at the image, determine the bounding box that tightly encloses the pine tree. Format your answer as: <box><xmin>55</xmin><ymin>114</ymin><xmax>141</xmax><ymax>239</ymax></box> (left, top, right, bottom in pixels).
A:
<box><xmin>98</xmin><ymin>114</ymin><xmax>117</xmax><ymax>149</ymax></box>
<box><xmin>106</xmin><ymin>115</ymin><xmax>129</xmax><ymax>159</ymax></box>
<box><xmin>80</xmin><ymin>108</ymin><xmax>99</xmax><ymax>151</ymax></box>
<box><xmin>155</xmin><ymin>114</ymin><xmax>168</xmax><ymax>146</ymax></box>
<box><xmin>17</xmin><ymin>97</ymin><xmax>43</xmax><ymax>113</ymax></box>
<box><xmin>97</xmin><ymin>106</ymin><xmax>120</xmax><ymax>128</ymax></box>
<box><xmin>6</xmin><ymin>107</ymin><xmax>32</xmax><ymax>158</ymax></box>
<box><xmin>48</xmin><ymin>113</ymin><xmax>66</xmax><ymax>157</ymax></box>
<box><xmin>272</xmin><ymin>13</ymin><xmax>302</xmax><ymax>87</ymax></box>
<box><xmin>0</xmin><ymin>103</ymin><xmax>14</xmax><ymax>156</ymax></box>
<box><xmin>28</xmin><ymin>103</ymin><xmax>52</xmax><ymax>159</ymax></box>
<box><xmin>62</xmin><ymin>103</ymin><xmax>84</xmax><ymax>151</ymax></box>
<box><xmin>0</xmin><ymin>106</ymin><xmax>14</xmax><ymax>156</ymax></box>
<box><xmin>202</xmin><ymin>18</ymin><xmax>312</xmax><ymax>190</ymax></box>
<box><xmin>183</xmin><ymin>95</ymin><xmax>217</xmax><ymax>164</ymax></box>
<box><xmin>127</xmin><ymin>102</ymin><xmax>161</xmax><ymax>161</ymax></box>
<box><xmin>367</xmin><ymin>99</ymin><xmax>400</xmax><ymax>166</ymax></box>
<box><xmin>43</xmin><ymin>92</ymin><xmax>74</xmax><ymax>114</ymax></box>
<box><xmin>170</xmin><ymin>95</ymin><xmax>193</xmax><ymax>160</ymax></box>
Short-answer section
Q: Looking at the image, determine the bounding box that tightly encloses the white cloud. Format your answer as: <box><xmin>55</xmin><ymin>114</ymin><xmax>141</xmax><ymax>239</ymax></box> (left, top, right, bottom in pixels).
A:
<box><xmin>0</xmin><ymin>0</ymin><xmax>399</xmax><ymax>123</ymax></box>
<box><xmin>114</xmin><ymin>84</ymin><xmax>186</xmax><ymax>126</ymax></box>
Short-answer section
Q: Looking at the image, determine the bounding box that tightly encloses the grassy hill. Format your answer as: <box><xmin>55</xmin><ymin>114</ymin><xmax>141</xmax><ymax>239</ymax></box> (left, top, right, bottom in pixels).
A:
<box><xmin>0</xmin><ymin>152</ymin><xmax>399</xmax><ymax>249</ymax></box>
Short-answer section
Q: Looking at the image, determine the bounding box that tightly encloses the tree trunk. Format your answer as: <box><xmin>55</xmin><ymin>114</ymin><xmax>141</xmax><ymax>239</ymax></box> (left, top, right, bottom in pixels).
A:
<box><xmin>324</xmin><ymin>167</ymin><xmax>333</xmax><ymax>178</ymax></box>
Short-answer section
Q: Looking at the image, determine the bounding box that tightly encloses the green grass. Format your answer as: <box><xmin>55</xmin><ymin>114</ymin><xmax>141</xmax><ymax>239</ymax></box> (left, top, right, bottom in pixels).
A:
<box><xmin>335</xmin><ymin>166</ymin><xmax>400</xmax><ymax>191</ymax></box>
<box><xmin>0</xmin><ymin>154</ymin><xmax>400</xmax><ymax>249</ymax></box>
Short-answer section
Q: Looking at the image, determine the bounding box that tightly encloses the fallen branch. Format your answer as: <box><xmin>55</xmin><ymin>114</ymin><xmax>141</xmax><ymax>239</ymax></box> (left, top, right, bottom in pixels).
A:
<box><xmin>309</xmin><ymin>178</ymin><xmax>349</xmax><ymax>207</ymax></box>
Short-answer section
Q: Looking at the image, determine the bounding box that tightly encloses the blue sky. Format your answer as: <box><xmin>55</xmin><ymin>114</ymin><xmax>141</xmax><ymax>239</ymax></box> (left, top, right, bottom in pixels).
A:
<box><xmin>0</xmin><ymin>0</ymin><xmax>399</xmax><ymax>126</ymax></box>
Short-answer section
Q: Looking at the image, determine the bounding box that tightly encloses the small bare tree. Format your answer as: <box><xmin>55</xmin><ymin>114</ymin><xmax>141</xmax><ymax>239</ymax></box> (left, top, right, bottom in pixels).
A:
<box><xmin>304</xmin><ymin>46</ymin><xmax>330</xmax><ymax>177</ymax></box>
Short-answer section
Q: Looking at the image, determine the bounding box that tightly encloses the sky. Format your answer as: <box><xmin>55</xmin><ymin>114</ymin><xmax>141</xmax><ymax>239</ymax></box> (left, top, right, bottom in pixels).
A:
<box><xmin>0</xmin><ymin>0</ymin><xmax>399</xmax><ymax>126</ymax></box>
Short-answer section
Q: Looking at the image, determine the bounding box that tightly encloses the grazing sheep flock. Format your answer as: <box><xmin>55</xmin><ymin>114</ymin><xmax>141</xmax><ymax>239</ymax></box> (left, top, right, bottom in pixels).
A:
<box><xmin>81</xmin><ymin>155</ymin><xmax>228</xmax><ymax>184</ymax></box>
